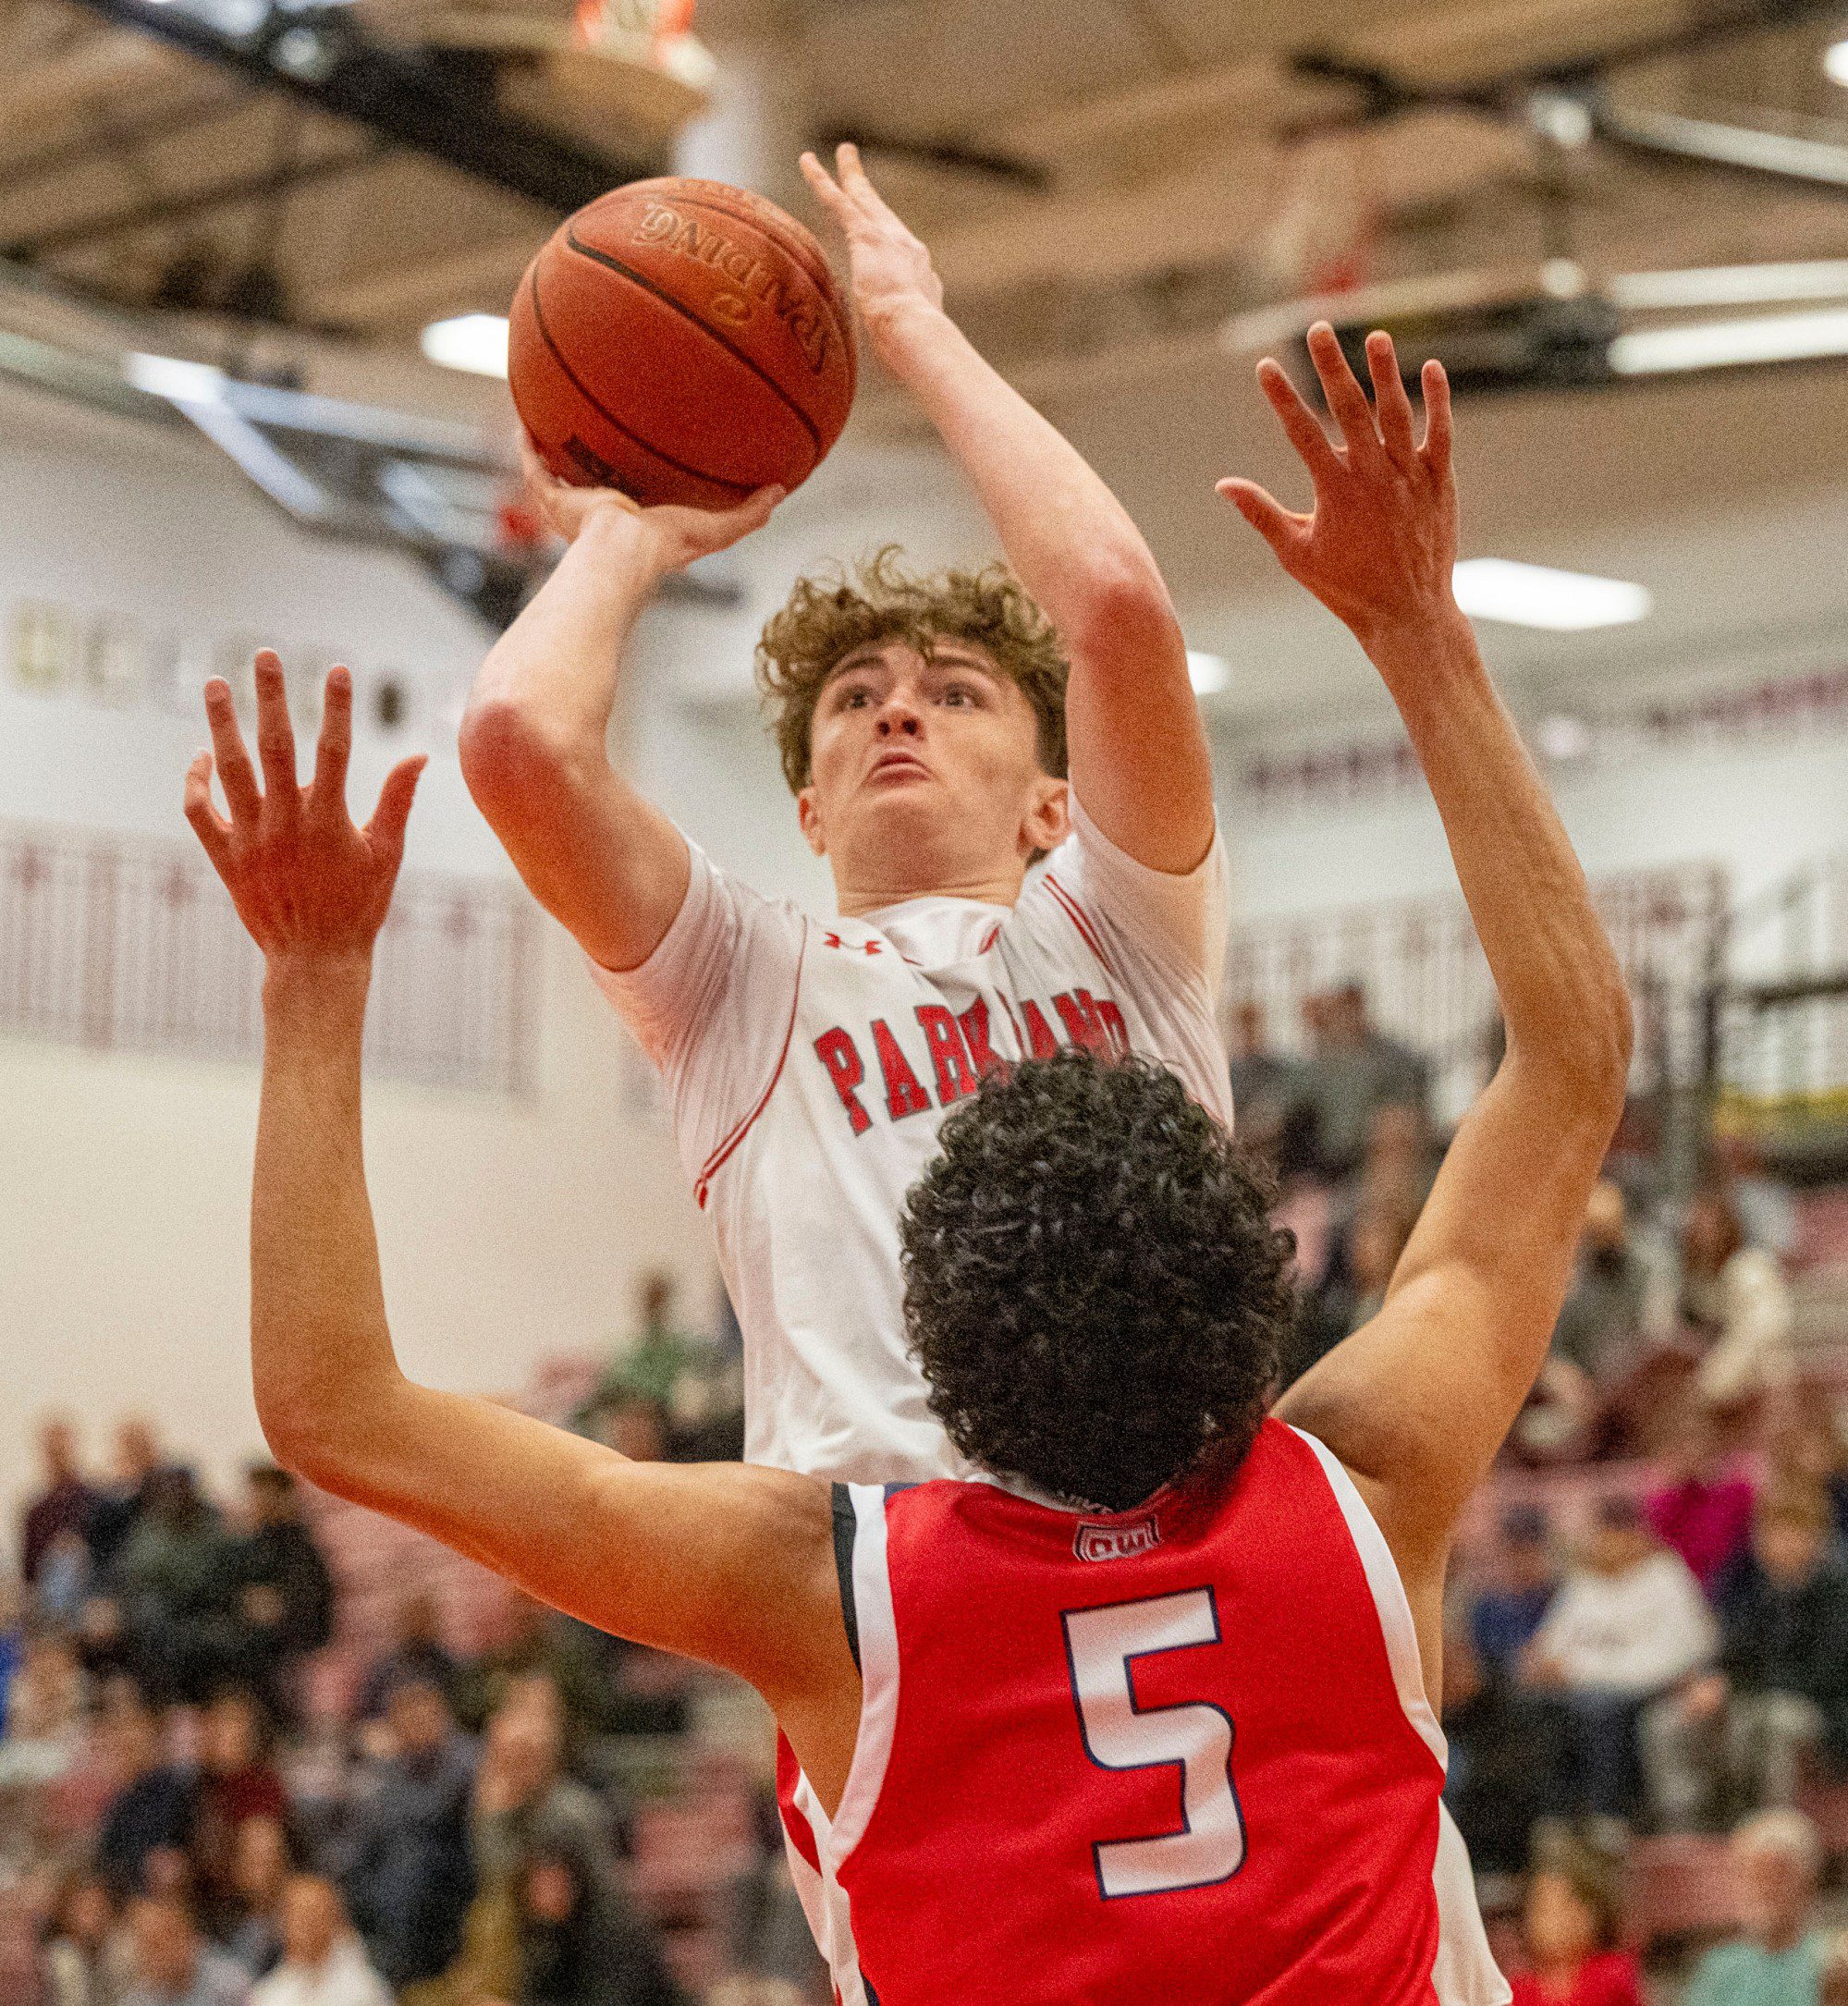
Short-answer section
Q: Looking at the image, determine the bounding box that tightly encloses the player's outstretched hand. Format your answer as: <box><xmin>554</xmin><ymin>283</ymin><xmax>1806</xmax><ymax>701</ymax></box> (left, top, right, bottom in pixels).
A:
<box><xmin>516</xmin><ymin>433</ymin><xmax>783</xmax><ymax>570</ymax></box>
<box><xmin>1219</xmin><ymin>324</ymin><xmax>1459</xmax><ymax>647</ymax></box>
<box><xmin>800</xmin><ymin>142</ymin><xmax>945</xmax><ymax>351</ymax></box>
<box><xmin>184</xmin><ymin>651</ymin><xmax>425</xmax><ymax>967</ymax></box>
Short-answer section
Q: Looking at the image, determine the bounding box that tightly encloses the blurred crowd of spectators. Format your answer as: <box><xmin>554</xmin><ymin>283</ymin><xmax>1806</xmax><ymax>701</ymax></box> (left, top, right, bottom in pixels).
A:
<box><xmin>1230</xmin><ymin>982</ymin><xmax>1848</xmax><ymax>1998</ymax></box>
<box><xmin>2</xmin><ymin>1278</ymin><xmax>814</xmax><ymax>2006</ymax></box>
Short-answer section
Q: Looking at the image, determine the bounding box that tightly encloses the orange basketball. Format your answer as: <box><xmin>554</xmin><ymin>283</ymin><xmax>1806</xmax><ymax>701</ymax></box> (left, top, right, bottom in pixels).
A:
<box><xmin>508</xmin><ymin>177</ymin><xmax>857</xmax><ymax>509</ymax></box>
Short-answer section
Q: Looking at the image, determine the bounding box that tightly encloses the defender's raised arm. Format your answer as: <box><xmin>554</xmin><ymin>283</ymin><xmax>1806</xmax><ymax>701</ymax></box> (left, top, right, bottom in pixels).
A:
<box><xmin>1240</xmin><ymin>330</ymin><xmax>1633</xmax><ymax>1621</ymax></box>
<box><xmin>186</xmin><ymin>657</ymin><xmax>852</xmax><ymax>1784</ymax></box>
<box><xmin>800</xmin><ymin>145</ymin><xmax>1215</xmax><ymax>877</ymax></box>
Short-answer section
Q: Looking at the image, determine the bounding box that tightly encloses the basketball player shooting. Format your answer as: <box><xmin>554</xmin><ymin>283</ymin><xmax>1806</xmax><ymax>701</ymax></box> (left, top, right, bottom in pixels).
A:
<box><xmin>460</xmin><ymin>143</ymin><xmax>1229</xmax><ymax>1492</ymax></box>
<box><xmin>187</xmin><ymin>330</ymin><xmax>1630</xmax><ymax>2004</ymax></box>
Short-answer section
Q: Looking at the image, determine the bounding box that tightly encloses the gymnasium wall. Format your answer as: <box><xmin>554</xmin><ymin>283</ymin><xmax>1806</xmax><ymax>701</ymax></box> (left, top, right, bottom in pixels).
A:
<box><xmin>0</xmin><ymin>405</ymin><xmax>699</xmax><ymax>1538</ymax></box>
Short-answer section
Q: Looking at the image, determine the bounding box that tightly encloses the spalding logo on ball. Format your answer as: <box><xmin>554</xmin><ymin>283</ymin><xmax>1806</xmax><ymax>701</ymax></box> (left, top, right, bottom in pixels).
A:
<box><xmin>508</xmin><ymin>177</ymin><xmax>857</xmax><ymax>510</ymax></box>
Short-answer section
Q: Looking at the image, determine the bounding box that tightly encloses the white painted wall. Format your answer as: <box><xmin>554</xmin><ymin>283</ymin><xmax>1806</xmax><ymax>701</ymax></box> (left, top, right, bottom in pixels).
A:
<box><xmin>0</xmin><ymin>399</ymin><xmax>708</xmax><ymax>1548</ymax></box>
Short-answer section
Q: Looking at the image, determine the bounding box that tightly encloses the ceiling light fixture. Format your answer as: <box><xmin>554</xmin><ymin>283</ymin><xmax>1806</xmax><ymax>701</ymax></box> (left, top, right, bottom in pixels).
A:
<box><xmin>1609</xmin><ymin>305</ymin><xmax>1848</xmax><ymax>375</ymax></box>
<box><xmin>1536</xmin><ymin>714</ymin><xmax>1594</xmax><ymax>762</ymax></box>
<box><xmin>1453</xmin><ymin>560</ymin><xmax>1653</xmax><ymax>631</ymax></box>
<box><xmin>1187</xmin><ymin>651</ymin><xmax>1232</xmax><ymax>695</ymax></box>
<box><xmin>1825</xmin><ymin>37</ymin><xmax>1848</xmax><ymax>86</ymax></box>
<box><xmin>124</xmin><ymin>352</ymin><xmax>228</xmax><ymax>404</ymax></box>
<box><xmin>420</xmin><ymin>313</ymin><xmax>509</xmax><ymax>379</ymax></box>
<box><xmin>1609</xmin><ymin>261</ymin><xmax>1848</xmax><ymax>311</ymax></box>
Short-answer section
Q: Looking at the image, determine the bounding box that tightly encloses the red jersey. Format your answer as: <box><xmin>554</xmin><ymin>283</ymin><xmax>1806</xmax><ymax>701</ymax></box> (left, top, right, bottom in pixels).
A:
<box><xmin>785</xmin><ymin>1421</ymin><xmax>1507</xmax><ymax>2006</ymax></box>
<box><xmin>1509</xmin><ymin>1954</ymin><xmax>1644</xmax><ymax>2006</ymax></box>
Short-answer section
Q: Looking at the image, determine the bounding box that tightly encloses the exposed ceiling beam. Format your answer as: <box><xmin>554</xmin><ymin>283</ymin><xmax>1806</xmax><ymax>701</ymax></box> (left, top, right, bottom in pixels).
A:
<box><xmin>315</xmin><ymin>236</ymin><xmax>537</xmax><ymax>324</ymax></box>
<box><xmin>3</xmin><ymin>136</ymin><xmax>389</xmax><ymax>259</ymax></box>
<box><xmin>0</xmin><ymin>25</ymin><xmax>190</xmax><ymax>141</ymax></box>
<box><xmin>62</xmin><ymin>0</ymin><xmax>658</xmax><ymax>211</ymax></box>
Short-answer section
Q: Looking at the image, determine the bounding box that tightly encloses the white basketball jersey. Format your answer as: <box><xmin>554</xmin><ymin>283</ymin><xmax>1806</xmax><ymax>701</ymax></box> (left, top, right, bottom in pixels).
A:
<box><xmin>594</xmin><ymin>798</ymin><xmax>1232</xmax><ymax>1485</ymax></box>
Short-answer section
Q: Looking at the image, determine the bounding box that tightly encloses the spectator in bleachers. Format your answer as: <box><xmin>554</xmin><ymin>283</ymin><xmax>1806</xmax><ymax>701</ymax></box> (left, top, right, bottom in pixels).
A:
<box><xmin>340</xmin><ymin>1675</ymin><xmax>475</xmax><ymax>1991</ymax></box>
<box><xmin>1662</xmin><ymin>1186</ymin><xmax>1796</xmax><ymax>1409</ymax></box>
<box><xmin>1645</xmin><ymin>1403</ymin><xmax>1756</xmax><ymax>1597</ymax></box>
<box><xmin>21</xmin><ymin>1418</ymin><xmax>100</xmax><ymax>1597</ymax></box>
<box><xmin>87</xmin><ymin>1422</ymin><xmax>172</xmax><ymax>1580</ymax></box>
<box><xmin>218</xmin><ymin>1816</ymin><xmax>293</xmax><ymax>1981</ymax></box>
<box><xmin>1645</xmin><ymin>1491</ymin><xmax>1848</xmax><ymax>1831</ymax></box>
<box><xmin>1441</xmin><ymin>1626</ymin><xmax>1562</xmax><ymax>1879</ymax></box>
<box><xmin>1714</xmin><ymin>1134</ymin><xmax>1801</xmax><ymax>1263</ymax></box>
<box><xmin>472</xmin><ymin>1682</ymin><xmax>616</xmax><ymax>1894</ymax></box>
<box><xmin>249</xmin><ymin>1876</ymin><xmax>389</xmax><ymax>2006</ymax></box>
<box><xmin>1553</xmin><ymin>1183</ymin><xmax>1650</xmax><ymax>1389</ymax></box>
<box><xmin>1522</xmin><ymin>1496</ymin><xmax>1717</xmax><ymax>1820</ymax></box>
<box><xmin>1298</xmin><ymin>981</ymin><xmax>1428</xmax><ymax>1180</ymax></box>
<box><xmin>0</xmin><ymin>1575</ymin><xmax>19</xmax><ymax>1728</ymax></box>
<box><xmin>113</xmin><ymin>1470</ymin><xmax>233</xmax><ymax>1706</ymax></box>
<box><xmin>1828</xmin><ymin>1942</ymin><xmax>1848</xmax><ymax>2006</ymax></box>
<box><xmin>39</xmin><ymin>1527</ymin><xmax>95</xmax><ymax>1632</ymax></box>
<box><xmin>1767</xmin><ymin>1412</ymin><xmax>1848</xmax><ymax>1550</ymax></box>
<box><xmin>354</xmin><ymin>1592</ymin><xmax>456</xmax><ymax>1725</ymax></box>
<box><xmin>193</xmin><ymin>1694</ymin><xmax>290</xmax><ymax>1938</ymax></box>
<box><xmin>1471</xmin><ymin>1507</ymin><xmax>1560</xmax><ymax>1676</ymax></box>
<box><xmin>1683</xmin><ymin>1811</ymin><xmax>1831</xmax><ymax>2006</ymax></box>
<box><xmin>119</xmin><ymin>1894</ymin><xmax>247</xmax><ymax>2006</ymax></box>
<box><xmin>588</xmin><ymin>1274</ymin><xmax>704</xmax><ymax>1416</ymax></box>
<box><xmin>1225</xmin><ymin>1000</ymin><xmax>1306</xmax><ymax>1142</ymax></box>
<box><xmin>1344</xmin><ymin>1201</ymin><xmax>1415</xmax><ymax>1339</ymax></box>
<box><xmin>453</xmin><ymin>1593</ymin><xmax>614</xmax><ymax>1746</ymax></box>
<box><xmin>505</xmin><ymin>1838</ymin><xmax>683</xmax><ymax>2006</ymax></box>
<box><xmin>95</xmin><ymin>1700</ymin><xmax>198</xmax><ymax>1901</ymax></box>
<box><xmin>40</xmin><ymin>1867</ymin><xmax>127</xmax><ymax>2006</ymax></box>
<box><xmin>220</xmin><ymin>1469</ymin><xmax>335</xmax><ymax>1726</ymax></box>
<box><xmin>1505</xmin><ymin>1830</ymin><xmax>1641</xmax><ymax>2006</ymax></box>
<box><xmin>0</xmin><ymin>1628</ymin><xmax>89</xmax><ymax>1808</ymax></box>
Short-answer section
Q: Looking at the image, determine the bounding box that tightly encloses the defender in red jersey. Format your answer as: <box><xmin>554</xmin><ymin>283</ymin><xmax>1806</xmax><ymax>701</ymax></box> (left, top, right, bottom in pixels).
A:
<box><xmin>193</xmin><ymin>328</ymin><xmax>1631</xmax><ymax>2006</ymax></box>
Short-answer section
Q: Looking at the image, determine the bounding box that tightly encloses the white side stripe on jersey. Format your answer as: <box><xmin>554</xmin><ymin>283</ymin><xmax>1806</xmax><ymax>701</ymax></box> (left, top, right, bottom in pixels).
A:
<box><xmin>1288</xmin><ymin>1427</ymin><xmax>1446</xmax><ymax>1766</ymax></box>
<box><xmin>1289</xmin><ymin>1426</ymin><xmax>1511</xmax><ymax>2006</ymax></box>
<box><xmin>828</xmin><ymin>1483</ymin><xmax>901</xmax><ymax>1861</ymax></box>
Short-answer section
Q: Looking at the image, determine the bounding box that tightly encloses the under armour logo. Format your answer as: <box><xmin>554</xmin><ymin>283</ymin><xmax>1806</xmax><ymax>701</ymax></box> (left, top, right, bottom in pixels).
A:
<box><xmin>823</xmin><ymin>933</ymin><xmax>882</xmax><ymax>956</ymax></box>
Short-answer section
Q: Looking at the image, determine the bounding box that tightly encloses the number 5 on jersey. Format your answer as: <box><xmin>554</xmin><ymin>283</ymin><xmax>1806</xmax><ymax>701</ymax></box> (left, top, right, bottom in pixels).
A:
<box><xmin>1061</xmin><ymin>1588</ymin><xmax>1246</xmax><ymax>1899</ymax></box>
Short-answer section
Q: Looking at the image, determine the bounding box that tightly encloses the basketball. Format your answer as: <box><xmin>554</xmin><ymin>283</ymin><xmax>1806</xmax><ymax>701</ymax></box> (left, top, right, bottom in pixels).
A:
<box><xmin>508</xmin><ymin>177</ymin><xmax>857</xmax><ymax>509</ymax></box>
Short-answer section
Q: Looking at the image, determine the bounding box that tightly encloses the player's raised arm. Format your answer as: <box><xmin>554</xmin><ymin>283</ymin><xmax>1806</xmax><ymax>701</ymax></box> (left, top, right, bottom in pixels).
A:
<box><xmin>800</xmin><ymin>145</ymin><xmax>1214</xmax><ymax>877</ymax></box>
<box><xmin>185</xmin><ymin>655</ymin><xmax>853</xmax><ymax>1763</ymax></box>
<box><xmin>1242</xmin><ymin>329</ymin><xmax>1633</xmax><ymax>1578</ymax></box>
<box><xmin>459</xmin><ymin>446</ymin><xmax>781</xmax><ymax>972</ymax></box>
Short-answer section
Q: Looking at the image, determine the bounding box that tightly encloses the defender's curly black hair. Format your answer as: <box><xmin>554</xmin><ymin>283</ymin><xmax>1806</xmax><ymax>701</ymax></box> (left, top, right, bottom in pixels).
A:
<box><xmin>899</xmin><ymin>1051</ymin><xmax>1295</xmax><ymax>1512</ymax></box>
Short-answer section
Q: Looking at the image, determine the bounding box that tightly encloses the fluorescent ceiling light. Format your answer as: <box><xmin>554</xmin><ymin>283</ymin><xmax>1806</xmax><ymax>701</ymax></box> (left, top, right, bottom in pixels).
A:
<box><xmin>1609</xmin><ymin>261</ymin><xmax>1848</xmax><ymax>312</ymax></box>
<box><xmin>1826</xmin><ymin>37</ymin><xmax>1848</xmax><ymax>86</ymax></box>
<box><xmin>1536</xmin><ymin>714</ymin><xmax>1594</xmax><ymax>762</ymax></box>
<box><xmin>420</xmin><ymin>313</ymin><xmax>508</xmax><ymax>379</ymax></box>
<box><xmin>1609</xmin><ymin>305</ymin><xmax>1848</xmax><ymax>375</ymax></box>
<box><xmin>124</xmin><ymin>351</ymin><xmax>226</xmax><ymax>403</ymax></box>
<box><xmin>1453</xmin><ymin>559</ymin><xmax>1652</xmax><ymax>632</ymax></box>
<box><xmin>1187</xmin><ymin>651</ymin><xmax>1232</xmax><ymax>694</ymax></box>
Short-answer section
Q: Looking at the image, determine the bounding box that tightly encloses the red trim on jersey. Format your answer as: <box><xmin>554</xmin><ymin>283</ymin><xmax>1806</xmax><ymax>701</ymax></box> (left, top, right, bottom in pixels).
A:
<box><xmin>694</xmin><ymin>924</ymin><xmax>811</xmax><ymax>1209</ymax></box>
<box><xmin>1044</xmin><ymin>873</ymin><xmax>1116</xmax><ymax>981</ymax></box>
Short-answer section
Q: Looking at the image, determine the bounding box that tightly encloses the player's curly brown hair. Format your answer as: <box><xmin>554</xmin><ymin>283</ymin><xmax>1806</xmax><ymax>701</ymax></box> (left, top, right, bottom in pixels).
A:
<box><xmin>754</xmin><ymin>545</ymin><xmax>1070</xmax><ymax>793</ymax></box>
<box><xmin>899</xmin><ymin>1051</ymin><xmax>1295</xmax><ymax>1512</ymax></box>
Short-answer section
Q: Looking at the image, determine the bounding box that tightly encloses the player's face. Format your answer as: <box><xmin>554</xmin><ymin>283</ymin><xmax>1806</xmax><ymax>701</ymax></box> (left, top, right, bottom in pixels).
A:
<box><xmin>798</xmin><ymin>639</ymin><xmax>1068</xmax><ymax>898</ymax></box>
